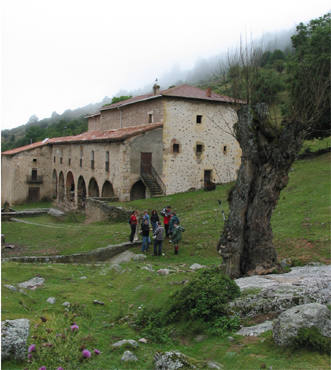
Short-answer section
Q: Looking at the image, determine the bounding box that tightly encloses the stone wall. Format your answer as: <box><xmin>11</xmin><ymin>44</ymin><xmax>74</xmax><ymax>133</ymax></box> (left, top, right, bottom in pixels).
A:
<box><xmin>94</xmin><ymin>98</ymin><xmax>163</xmax><ymax>131</ymax></box>
<box><xmin>162</xmin><ymin>98</ymin><xmax>241</xmax><ymax>194</ymax></box>
<box><xmin>85</xmin><ymin>198</ymin><xmax>131</xmax><ymax>223</ymax></box>
<box><xmin>1</xmin><ymin>146</ymin><xmax>53</xmax><ymax>206</ymax></box>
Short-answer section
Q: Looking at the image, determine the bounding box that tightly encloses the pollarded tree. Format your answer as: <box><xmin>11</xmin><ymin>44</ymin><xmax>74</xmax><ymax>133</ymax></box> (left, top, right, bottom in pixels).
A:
<box><xmin>217</xmin><ymin>13</ymin><xmax>330</xmax><ymax>277</ymax></box>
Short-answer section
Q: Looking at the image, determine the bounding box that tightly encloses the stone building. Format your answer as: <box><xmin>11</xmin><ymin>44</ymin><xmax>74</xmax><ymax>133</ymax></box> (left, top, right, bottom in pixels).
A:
<box><xmin>1</xmin><ymin>84</ymin><xmax>242</xmax><ymax>208</ymax></box>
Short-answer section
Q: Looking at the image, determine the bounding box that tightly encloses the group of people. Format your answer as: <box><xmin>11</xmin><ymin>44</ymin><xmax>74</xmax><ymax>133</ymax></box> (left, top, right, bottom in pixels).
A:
<box><xmin>128</xmin><ymin>205</ymin><xmax>185</xmax><ymax>256</ymax></box>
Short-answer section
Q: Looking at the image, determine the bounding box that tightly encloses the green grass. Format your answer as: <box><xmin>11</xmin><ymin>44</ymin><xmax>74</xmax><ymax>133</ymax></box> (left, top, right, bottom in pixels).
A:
<box><xmin>2</xmin><ymin>152</ymin><xmax>330</xmax><ymax>369</ymax></box>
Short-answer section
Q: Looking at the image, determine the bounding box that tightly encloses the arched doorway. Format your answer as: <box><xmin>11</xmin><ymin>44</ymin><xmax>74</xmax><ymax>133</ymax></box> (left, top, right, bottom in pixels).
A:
<box><xmin>101</xmin><ymin>181</ymin><xmax>114</xmax><ymax>197</ymax></box>
<box><xmin>52</xmin><ymin>169</ymin><xmax>57</xmax><ymax>199</ymax></box>
<box><xmin>77</xmin><ymin>176</ymin><xmax>87</xmax><ymax>209</ymax></box>
<box><xmin>88</xmin><ymin>178</ymin><xmax>99</xmax><ymax>197</ymax></box>
<box><xmin>130</xmin><ymin>180</ymin><xmax>146</xmax><ymax>201</ymax></box>
<box><xmin>66</xmin><ymin>171</ymin><xmax>75</xmax><ymax>202</ymax></box>
<box><xmin>59</xmin><ymin>172</ymin><xmax>65</xmax><ymax>201</ymax></box>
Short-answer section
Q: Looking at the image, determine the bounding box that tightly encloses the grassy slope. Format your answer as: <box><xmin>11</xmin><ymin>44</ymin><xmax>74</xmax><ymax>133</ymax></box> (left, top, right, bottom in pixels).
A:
<box><xmin>2</xmin><ymin>153</ymin><xmax>330</xmax><ymax>369</ymax></box>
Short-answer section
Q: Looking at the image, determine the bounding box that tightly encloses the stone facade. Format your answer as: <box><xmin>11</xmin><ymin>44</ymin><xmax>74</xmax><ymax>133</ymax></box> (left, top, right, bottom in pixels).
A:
<box><xmin>2</xmin><ymin>85</ymin><xmax>242</xmax><ymax>207</ymax></box>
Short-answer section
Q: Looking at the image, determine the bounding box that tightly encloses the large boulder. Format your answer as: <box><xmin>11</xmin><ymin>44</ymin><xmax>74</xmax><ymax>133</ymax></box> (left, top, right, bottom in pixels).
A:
<box><xmin>154</xmin><ymin>351</ymin><xmax>223</xmax><ymax>369</ymax></box>
<box><xmin>1</xmin><ymin>319</ymin><xmax>30</xmax><ymax>361</ymax></box>
<box><xmin>273</xmin><ymin>303</ymin><xmax>331</xmax><ymax>346</ymax></box>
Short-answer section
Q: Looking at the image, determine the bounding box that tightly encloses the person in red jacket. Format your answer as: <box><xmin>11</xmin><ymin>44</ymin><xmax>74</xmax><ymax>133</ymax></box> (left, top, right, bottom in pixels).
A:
<box><xmin>129</xmin><ymin>210</ymin><xmax>138</xmax><ymax>243</ymax></box>
<box><xmin>161</xmin><ymin>206</ymin><xmax>172</xmax><ymax>238</ymax></box>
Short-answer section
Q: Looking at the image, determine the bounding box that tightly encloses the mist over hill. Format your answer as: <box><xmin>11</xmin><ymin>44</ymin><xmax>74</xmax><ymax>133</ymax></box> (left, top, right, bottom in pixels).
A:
<box><xmin>1</xmin><ymin>27</ymin><xmax>294</xmax><ymax>152</ymax></box>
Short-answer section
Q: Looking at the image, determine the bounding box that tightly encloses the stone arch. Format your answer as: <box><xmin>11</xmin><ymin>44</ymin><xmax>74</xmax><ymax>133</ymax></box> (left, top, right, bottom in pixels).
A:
<box><xmin>77</xmin><ymin>176</ymin><xmax>87</xmax><ymax>209</ymax></box>
<box><xmin>102</xmin><ymin>180</ymin><xmax>114</xmax><ymax>197</ymax></box>
<box><xmin>88</xmin><ymin>177</ymin><xmax>99</xmax><ymax>197</ymax></box>
<box><xmin>58</xmin><ymin>171</ymin><xmax>65</xmax><ymax>201</ymax></box>
<box><xmin>130</xmin><ymin>180</ymin><xmax>146</xmax><ymax>201</ymax></box>
<box><xmin>52</xmin><ymin>169</ymin><xmax>57</xmax><ymax>199</ymax></box>
<box><xmin>66</xmin><ymin>171</ymin><xmax>75</xmax><ymax>202</ymax></box>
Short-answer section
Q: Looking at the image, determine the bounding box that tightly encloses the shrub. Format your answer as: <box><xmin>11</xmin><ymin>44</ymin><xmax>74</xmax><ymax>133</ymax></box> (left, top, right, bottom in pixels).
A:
<box><xmin>166</xmin><ymin>268</ymin><xmax>240</xmax><ymax>322</ymax></box>
<box><xmin>293</xmin><ymin>327</ymin><xmax>331</xmax><ymax>353</ymax></box>
<box><xmin>207</xmin><ymin>315</ymin><xmax>241</xmax><ymax>336</ymax></box>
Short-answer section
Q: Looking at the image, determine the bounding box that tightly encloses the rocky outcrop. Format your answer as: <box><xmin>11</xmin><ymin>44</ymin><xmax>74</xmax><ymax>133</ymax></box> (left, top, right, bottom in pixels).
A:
<box><xmin>1</xmin><ymin>319</ymin><xmax>30</xmax><ymax>361</ymax></box>
<box><xmin>237</xmin><ymin>321</ymin><xmax>273</xmax><ymax>336</ymax></box>
<box><xmin>232</xmin><ymin>265</ymin><xmax>331</xmax><ymax>318</ymax></box>
<box><xmin>273</xmin><ymin>303</ymin><xmax>331</xmax><ymax>346</ymax></box>
<box><xmin>154</xmin><ymin>351</ymin><xmax>223</xmax><ymax>369</ymax></box>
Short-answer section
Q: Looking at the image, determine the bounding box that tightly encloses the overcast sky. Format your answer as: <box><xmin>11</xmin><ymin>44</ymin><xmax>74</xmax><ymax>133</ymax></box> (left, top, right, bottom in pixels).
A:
<box><xmin>1</xmin><ymin>0</ymin><xmax>330</xmax><ymax>130</ymax></box>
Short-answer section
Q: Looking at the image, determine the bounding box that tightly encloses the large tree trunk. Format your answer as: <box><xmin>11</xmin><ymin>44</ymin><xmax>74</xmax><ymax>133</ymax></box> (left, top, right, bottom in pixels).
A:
<box><xmin>217</xmin><ymin>104</ymin><xmax>305</xmax><ymax>278</ymax></box>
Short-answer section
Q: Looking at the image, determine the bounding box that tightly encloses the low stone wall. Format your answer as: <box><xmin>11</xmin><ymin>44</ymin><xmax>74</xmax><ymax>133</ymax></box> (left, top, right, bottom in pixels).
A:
<box><xmin>1</xmin><ymin>208</ymin><xmax>50</xmax><ymax>221</ymax></box>
<box><xmin>85</xmin><ymin>198</ymin><xmax>131</xmax><ymax>223</ymax></box>
<box><xmin>2</xmin><ymin>241</ymin><xmax>141</xmax><ymax>264</ymax></box>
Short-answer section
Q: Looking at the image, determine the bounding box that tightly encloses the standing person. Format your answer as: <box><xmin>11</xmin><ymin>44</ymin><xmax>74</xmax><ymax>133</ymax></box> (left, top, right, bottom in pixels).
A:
<box><xmin>171</xmin><ymin>223</ymin><xmax>185</xmax><ymax>255</ymax></box>
<box><xmin>169</xmin><ymin>210</ymin><xmax>180</xmax><ymax>237</ymax></box>
<box><xmin>153</xmin><ymin>221</ymin><xmax>164</xmax><ymax>256</ymax></box>
<box><xmin>161</xmin><ymin>205</ymin><xmax>172</xmax><ymax>238</ymax></box>
<box><xmin>141</xmin><ymin>219</ymin><xmax>150</xmax><ymax>253</ymax></box>
<box><xmin>129</xmin><ymin>210</ymin><xmax>138</xmax><ymax>243</ymax></box>
<box><xmin>151</xmin><ymin>209</ymin><xmax>159</xmax><ymax>233</ymax></box>
<box><xmin>142</xmin><ymin>210</ymin><xmax>150</xmax><ymax>225</ymax></box>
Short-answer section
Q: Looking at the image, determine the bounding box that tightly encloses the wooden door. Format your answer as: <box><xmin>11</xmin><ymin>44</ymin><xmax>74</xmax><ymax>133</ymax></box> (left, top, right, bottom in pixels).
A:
<box><xmin>141</xmin><ymin>152</ymin><xmax>152</xmax><ymax>174</ymax></box>
<box><xmin>28</xmin><ymin>187</ymin><xmax>40</xmax><ymax>202</ymax></box>
<box><xmin>204</xmin><ymin>170</ymin><xmax>212</xmax><ymax>183</ymax></box>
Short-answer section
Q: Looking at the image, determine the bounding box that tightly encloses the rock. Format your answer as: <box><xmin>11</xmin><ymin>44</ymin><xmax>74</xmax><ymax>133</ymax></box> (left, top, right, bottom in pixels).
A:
<box><xmin>141</xmin><ymin>264</ymin><xmax>154</xmax><ymax>272</ymax></box>
<box><xmin>62</xmin><ymin>301</ymin><xmax>70</xmax><ymax>307</ymax></box>
<box><xmin>109</xmin><ymin>264</ymin><xmax>122</xmax><ymax>272</ymax></box>
<box><xmin>138</xmin><ymin>338</ymin><xmax>148</xmax><ymax>343</ymax></box>
<box><xmin>273</xmin><ymin>303</ymin><xmax>331</xmax><ymax>346</ymax></box>
<box><xmin>207</xmin><ymin>361</ymin><xmax>223</xmax><ymax>369</ymax></box>
<box><xmin>48</xmin><ymin>208</ymin><xmax>65</xmax><ymax>217</ymax></box>
<box><xmin>157</xmin><ymin>269</ymin><xmax>170</xmax><ymax>275</ymax></box>
<box><xmin>46</xmin><ymin>297</ymin><xmax>56</xmax><ymax>304</ymax></box>
<box><xmin>4</xmin><ymin>284</ymin><xmax>17</xmax><ymax>291</ymax></box>
<box><xmin>194</xmin><ymin>334</ymin><xmax>207</xmax><ymax>342</ymax></box>
<box><xmin>93</xmin><ymin>300</ymin><xmax>105</xmax><ymax>305</ymax></box>
<box><xmin>190</xmin><ymin>263</ymin><xmax>206</xmax><ymax>270</ymax></box>
<box><xmin>237</xmin><ymin>321</ymin><xmax>273</xmax><ymax>336</ymax></box>
<box><xmin>5</xmin><ymin>244</ymin><xmax>15</xmax><ymax>249</ymax></box>
<box><xmin>80</xmin><ymin>276</ymin><xmax>87</xmax><ymax>279</ymax></box>
<box><xmin>121</xmin><ymin>350</ymin><xmax>138</xmax><ymax>362</ymax></box>
<box><xmin>227</xmin><ymin>336</ymin><xmax>234</xmax><ymax>342</ymax></box>
<box><xmin>1</xmin><ymin>234</ymin><xmax>5</xmax><ymax>244</ymax></box>
<box><xmin>18</xmin><ymin>277</ymin><xmax>44</xmax><ymax>289</ymax></box>
<box><xmin>112</xmin><ymin>339</ymin><xmax>138</xmax><ymax>349</ymax></box>
<box><xmin>132</xmin><ymin>254</ymin><xmax>147</xmax><ymax>261</ymax></box>
<box><xmin>1</xmin><ymin>319</ymin><xmax>30</xmax><ymax>361</ymax></box>
<box><xmin>154</xmin><ymin>351</ymin><xmax>196</xmax><ymax>369</ymax></box>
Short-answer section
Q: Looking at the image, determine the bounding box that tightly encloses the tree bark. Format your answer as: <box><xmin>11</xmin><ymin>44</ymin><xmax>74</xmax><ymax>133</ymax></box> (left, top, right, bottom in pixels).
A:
<box><xmin>217</xmin><ymin>104</ymin><xmax>305</xmax><ymax>278</ymax></box>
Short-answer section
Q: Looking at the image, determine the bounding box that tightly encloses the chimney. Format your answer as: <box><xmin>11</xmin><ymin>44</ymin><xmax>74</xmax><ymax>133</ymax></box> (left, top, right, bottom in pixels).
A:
<box><xmin>153</xmin><ymin>83</ymin><xmax>160</xmax><ymax>95</ymax></box>
<box><xmin>206</xmin><ymin>88</ymin><xmax>212</xmax><ymax>97</ymax></box>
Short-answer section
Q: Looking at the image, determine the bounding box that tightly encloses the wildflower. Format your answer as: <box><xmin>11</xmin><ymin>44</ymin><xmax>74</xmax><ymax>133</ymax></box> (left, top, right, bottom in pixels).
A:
<box><xmin>28</xmin><ymin>354</ymin><xmax>32</xmax><ymax>360</ymax></box>
<box><xmin>28</xmin><ymin>344</ymin><xmax>36</xmax><ymax>353</ymax></box>
<box><xmin>82</xmin><ymin>349</ymin><xmax>91</xmax><ymax>358</ymax></box>
<box><xmin>39</xmin><ymin>367</ymin><xmax>47</xmax><ymax>370</ymax></box>
<box><xmin>70</xmin><ymin>323</ymin><xmax>79</xmax><ymax>332</ymax></box>
<box><xmin>94</xmin><ymin>349</ymin><xmax>101</xmax><ymax>355</ymax></box>
<box><xmin>57</xmin><ymin>367</ymin><xmax>64</xmax><ymax>370</ymax></box>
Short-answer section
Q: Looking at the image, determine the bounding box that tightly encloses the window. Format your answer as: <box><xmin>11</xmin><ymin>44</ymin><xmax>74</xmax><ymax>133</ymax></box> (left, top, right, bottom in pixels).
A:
<box><xmin>91</xmin><ymin>150</ymin><xmax>95</xmax><ymax>169</ymax></box>
<box><xmin>105</xmin><ymin>151</ymin><xmax>109</xmax><ymax>171</ymax></box>
<box><xmin>223</xmin><ymin>145</ymin><xmax>227</xmax><ymax>155</ymax></box>
<box><xmin>80</xmin><ymin>146</ymin><xmax>83</xmax><ymax>168</ymax></box>
<box><xmin>80</xmin><ymin>158</ymin><xmax>83</xmax><ymax>168</ymax></box>
<box><xmin>148</xmin><ymin>113</ymin><xmax>153</xmax><ymax>123</ymax></box>
<box><xmin>60</xmin><ymin>157</ymin><xmax>63</xmax><ymax>164</ymax></box>
<box><xmin>196</xmin><ymin>144</ymin><xmax>203</xmax><ymax>154</ymax></box>
<box><xmin>53</xmin><ymin>156</ymin><xmax>56</xmax><ymax>163</ymax></box>
<box><xmin>31</xmin><ymin>169</ymin><xmax>38</xmax><ymax>181</ymax></box>
<box><xmin>33</xmin><ymin>158</ymin><xmax>37</xmax><ymax>162</ymax></box>
<box><xmin>196</xmin><ymin>115</ymin><xmax>202</xmax><ymax>124</ymax></box>
<box><xmin>68</xmin><ymin>158</ymin><xmax>71</xmax><ymax>166</ymax></box>
<box><xmin>173</xmin><ymin>143</ymin><xmax>180</xmax><ymax>153</ymax></box>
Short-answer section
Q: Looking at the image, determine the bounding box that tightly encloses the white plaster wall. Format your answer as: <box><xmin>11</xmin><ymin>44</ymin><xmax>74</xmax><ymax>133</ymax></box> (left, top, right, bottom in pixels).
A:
<box><xmin>162</xmin><ymin>99</ymin><xmax>242</xmax><ymax>195</ymax></box>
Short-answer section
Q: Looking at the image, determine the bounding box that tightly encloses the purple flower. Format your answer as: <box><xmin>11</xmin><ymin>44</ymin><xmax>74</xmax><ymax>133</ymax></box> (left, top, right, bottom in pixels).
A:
<box><xmin>82</xmin><ymin>349</ymin><xmax>91</xmax><ymax>358</ymax></box>
<box><xmin>94</xmin><ymin>348</ymin><xmax>101</xmax><ymax>355</ymax></box>
<box><xmin>70</xmin><ymin>323</ymin><xmax>79</xmax><ymax>332</ymax></box>
<box><xmin>28</xmin><ymin>354</ymin><xmax>32</xmax><ymax>360</ymax></box>
<box><xmin>57</xmin><ymin>368</ymin><xmax>64</xmax><ymax>370</ymax></box>
<box><xmin>28</xmin><ymin>344</ymin><xmax>36</xmax><ymax>353</ymax></box>
<box><xmin>39</xmin><ymin>367</ymin><xmax>47</xmax><ymax>370</ymax></box>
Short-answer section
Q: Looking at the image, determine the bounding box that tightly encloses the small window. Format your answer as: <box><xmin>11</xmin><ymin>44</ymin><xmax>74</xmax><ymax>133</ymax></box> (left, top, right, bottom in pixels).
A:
<box><xmin>223</xmin><ymin>145</ymin><xmax>227</xmax><ymax>155</ymax></box>
<box><xmin>68</xmin><ymin>158</ymin><xmax>71</xmax><ymax>166</ymax></box>
<box><xmin>105</xmin><ymin>151</ymin><xmax>109</xmax><ymax>172</ymax></box>
<box><xmin>80</xmin><ymin>158</ymin><xmax>82</xmax><ymax>168</ymax></box>
<box><xmin>53</xmin><ymin>156</ymin><xmax>56</xmax><ymax>163</ymax></box>
<box><xmin>91</xmin><ymin>150</ymin><xmax>95</xmax><ymax>169</ymax></box>
<box><xmin>173</xmin><ymin>143</ymin><xmax>180</xmax><ymax>153</ymax></box>
<box><xmin>196</xmin><ymin>144</ymin><xmax>203</xmax><ymax>154</ymax></box>
<box><xmin>148</xmin><ymin>113</ymin><xmax>153</xmax><ymax>123</ymax></box>
<box><xmin>60</xmin><ymin>157</ymin><xmax>63</xmax><ymax>164</ymax></box>
<box><xmin>33</xmin><ymin>158</ymin><xmax>37</xmax><ymax>162</ymax></box>
<box><xmin>31</xmin><ymin>169</ymin><xmax>38</xmax><ymax>180</ymax></box>
<box><xmin>196</xmin><ymin>115</ymin><xmax>202</xmax><ymax>124</ymax></box>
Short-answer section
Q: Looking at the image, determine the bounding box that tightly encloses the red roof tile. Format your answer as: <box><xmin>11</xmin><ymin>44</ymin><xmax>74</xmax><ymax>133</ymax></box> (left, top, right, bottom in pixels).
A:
<box><xmin>100</xmin><ymin>84</ymin><xmax>244</xmax><ymax>111</ymax></box>
<box><xmin>2</xmin><ymin>123</ymin><xmax>163</xmax><ymax>156</ymax></box>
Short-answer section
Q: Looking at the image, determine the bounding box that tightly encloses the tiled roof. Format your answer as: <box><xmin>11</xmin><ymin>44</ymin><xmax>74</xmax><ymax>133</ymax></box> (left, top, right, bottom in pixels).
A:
<box><xmin>100</xmin><ymin>84</ymin><xmax>244</xmax><ymax>111</ymax></box>
<box><xmin>2</xmin><ymin>123</ymin><xmax>163</xmax><ymax>156</ymax></box>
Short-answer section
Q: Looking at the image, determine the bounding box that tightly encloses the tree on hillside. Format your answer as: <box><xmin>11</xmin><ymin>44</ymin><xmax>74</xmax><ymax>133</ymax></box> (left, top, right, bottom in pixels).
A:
<box><xmin>217</xmin><ymin>13</ymin><xmax>330</xmax><ymax>278</ymax></box>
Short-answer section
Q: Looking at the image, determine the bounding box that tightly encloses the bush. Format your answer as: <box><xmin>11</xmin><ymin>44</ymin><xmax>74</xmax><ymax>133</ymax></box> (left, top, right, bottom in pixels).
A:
<box><xmin>293</xmin><ymin>327</ymin><xmax>331</xmax><ymax>353</ymax></box>
<box><xmin>166</xmin><ymin>268</ymin><xmax>240</xmax><ymax>322</ymax></box>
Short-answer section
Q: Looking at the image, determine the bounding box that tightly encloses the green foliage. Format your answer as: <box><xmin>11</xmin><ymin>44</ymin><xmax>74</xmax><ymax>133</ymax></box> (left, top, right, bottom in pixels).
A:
<box><xmin>293</xmin><ymin>327</ymin><xmax>331</xmax><ymax>353</ymax></box>
<box><xmin>166</xmin><ymin>268</ymin><xmax>240</xmax><ymax>322</ymax></box>
<box><xmin>207</xmin><ymin>315</ymin><xmax>241</xmax><ymax>336</ymax></box>
<box><xmin>103</xmin><ymin>95</ymin><xmax>133</xmax><ymax>107</ymax></box>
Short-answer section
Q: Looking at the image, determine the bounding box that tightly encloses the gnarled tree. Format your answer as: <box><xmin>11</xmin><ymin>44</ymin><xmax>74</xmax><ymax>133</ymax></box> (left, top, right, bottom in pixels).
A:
<box><xmin>217</xmin><ymin>13</ymin><xmax>330</xmax><ymax>277</ymax></box>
